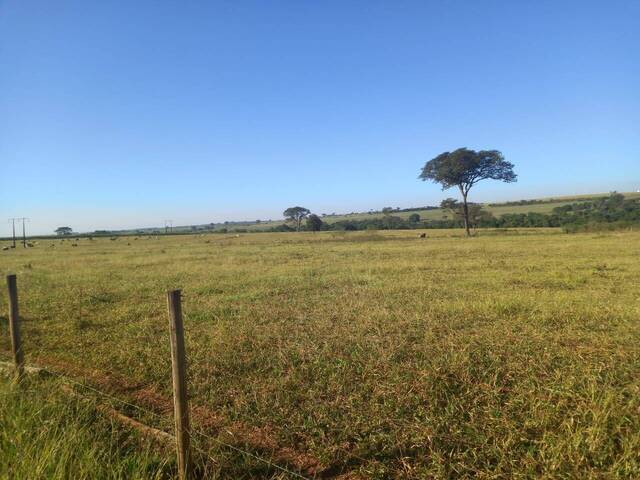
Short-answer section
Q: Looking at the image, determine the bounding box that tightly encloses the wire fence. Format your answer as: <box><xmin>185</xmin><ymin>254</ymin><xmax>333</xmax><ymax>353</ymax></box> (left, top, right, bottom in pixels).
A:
<box><xmin>0</xmin><ymin>356</ymin><xmax>312</xmax><ymax>480</ymax></box>
<box><xmin>0</xmin><ymin>276</ymin><xmax>315</xmax><ymax>480</ymax></box>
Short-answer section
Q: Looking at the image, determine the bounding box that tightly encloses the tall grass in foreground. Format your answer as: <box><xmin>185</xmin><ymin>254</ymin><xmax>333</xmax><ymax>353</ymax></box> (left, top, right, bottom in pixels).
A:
<box><xmin>0</xmin><ymin>374</ymin><xmax>173</xmax><ymax>480</ymax></box>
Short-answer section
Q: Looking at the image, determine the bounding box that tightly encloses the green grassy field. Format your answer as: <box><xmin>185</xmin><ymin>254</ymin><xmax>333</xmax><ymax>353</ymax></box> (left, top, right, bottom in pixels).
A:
<box><xmin>1</xmin><ymin>229</ymin><xmax>639</xmax><ymax>478</ymax></box>
<box><xmin>0</xmin><ymin>373</ymin><xmax>173</xmax><ymax>479</ymax></box>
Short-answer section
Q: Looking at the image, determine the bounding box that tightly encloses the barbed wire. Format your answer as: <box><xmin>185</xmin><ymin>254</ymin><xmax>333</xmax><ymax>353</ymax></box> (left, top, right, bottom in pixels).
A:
<box><xmin>5</xmin><ymin>359</ymin><xmax>312</xmax><ymax>480</ymax></box>
<box><xmin>0</xmin><ymin>389</ymin><xmax>38</xmax><ymax>396</ymax></box>
<box><xmin>45</xmin><ymin>367</ymin><xmax>166</xmax><ymax>418</ymax></box>
<box><xmin>189</xmin><ymin>428</ymin><xmax>311</xmax><ymax>480</ymax></box>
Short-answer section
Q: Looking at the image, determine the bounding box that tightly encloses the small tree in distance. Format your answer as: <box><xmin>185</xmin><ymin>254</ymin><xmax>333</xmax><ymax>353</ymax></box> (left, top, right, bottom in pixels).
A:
<box><xmin>420</xmin><ymin>148</ymin><xmax>516</xmax><ymax>236</ymax></box>
<box><xmin>55</xmin><ymin>226</ymin><xmax>73</xmax><ymax>236</ymax></box>
<box><xmin>283</xmin><ymin>207</ymin><xmax>310</xmax><ymax>231</ymax></box>
<box><xmin>440</xmin><ymin>198</ymin><xmax>492</xmax><ymax>229</ymax></box>
<box><xmin>306</xmin><ymin>214</ymin><xmax>323</xmax><ymax>231</ymax></box>
<box><xmin>440</xmin><ymin>198</ymin><xmax>460</xmax><ymax>220</ymax></box>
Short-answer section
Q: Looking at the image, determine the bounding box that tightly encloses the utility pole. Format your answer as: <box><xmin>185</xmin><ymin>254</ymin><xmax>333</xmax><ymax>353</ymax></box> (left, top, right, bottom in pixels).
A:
<box><xmin>8</xmin><ymin>218</ymin><xmax>17</xmax><ymax>248</ymax></box>
<box><xmin>20</xmin><ymin>218</ymin><xmax>28</xmax><ymax>247</ymax></box>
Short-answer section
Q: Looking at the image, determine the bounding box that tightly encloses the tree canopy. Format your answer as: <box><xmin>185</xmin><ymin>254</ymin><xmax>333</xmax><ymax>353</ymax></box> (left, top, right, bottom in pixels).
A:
<box><xmin>382</xmin><ymin>207</ymin><xmax>394</xmax><ymax>215</ymax></box>
<box><xmin>419</xmin><ymin>148</ymin><xmax>516</xmax><ymax>194</ymax></box>
<box><xmin>283</xmin><ymin>207</ymin><xmax>310</xmax><ymax>231</ymax></box>
<box><xmin>55</xmin><ymin>226</ymin><xmax>73</xmax><ymax>236</ymax></box>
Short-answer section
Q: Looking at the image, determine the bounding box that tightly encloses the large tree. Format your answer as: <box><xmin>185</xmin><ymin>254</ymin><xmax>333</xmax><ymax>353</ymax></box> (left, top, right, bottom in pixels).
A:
<box><xmin>283</xmin><ymin>206</ymin><xmax>310</xmax><ymax>231</ymax></box>
<box><xmin>420</xmin><ymin>148</ymin><xmax>516</xmax><ymax>236</ymax></box>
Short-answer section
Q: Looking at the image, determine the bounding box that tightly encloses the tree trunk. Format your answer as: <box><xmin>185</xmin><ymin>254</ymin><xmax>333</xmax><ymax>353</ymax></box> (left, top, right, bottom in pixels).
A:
<box><xmin>296</xmin><ymin>217</ymin><xmax>301</xmax><ymax>231</ymax></box>
<box><xmin>461</xmin><ymin>189</ymin><xmax>471</xmax><ymax>237</ymax></box>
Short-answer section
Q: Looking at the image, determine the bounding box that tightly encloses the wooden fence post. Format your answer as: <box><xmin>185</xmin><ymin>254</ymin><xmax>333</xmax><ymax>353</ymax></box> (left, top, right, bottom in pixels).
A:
<box><xmin>167</xmin><ymin>289</ymin><xmax>192</xmax><ymax>480</ymax></box>
<box><xmin>6</xmin><ymin>274</ymin><xmax>24</xmax><ymax>380</ymax></box>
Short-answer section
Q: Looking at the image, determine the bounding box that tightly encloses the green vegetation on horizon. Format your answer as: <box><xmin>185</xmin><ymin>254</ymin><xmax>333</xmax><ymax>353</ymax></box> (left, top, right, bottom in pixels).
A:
<box><xmin>307</xmin><ymin>191</ymin><xmax>640</xmax><ymax>225</ymax></box>
<box><xmin>44</xmin><ymin>191</ymin><xmax>640</xmax><ymax>237</ymax></box>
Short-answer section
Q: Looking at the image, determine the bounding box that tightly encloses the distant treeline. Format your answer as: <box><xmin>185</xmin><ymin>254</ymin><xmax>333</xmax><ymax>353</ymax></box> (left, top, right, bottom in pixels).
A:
<box><xmin>78</xmin><ymin>193</ymin><xmax>638</xmax><ymax>238</ymax></box>
<box><xmin>486</xmin><ymin>194</ymin><xmax>611</xmax><ymax>207</ymax></box>
<box><xmin>265</xmin><ymin>193</ymin><xmax>640</xmax><ymax>233</ymax></box>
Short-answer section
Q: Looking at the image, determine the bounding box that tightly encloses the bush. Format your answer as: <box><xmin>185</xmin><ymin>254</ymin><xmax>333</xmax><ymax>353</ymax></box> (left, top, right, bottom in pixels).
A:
<box><xmin>272</xmin><ymin>224</ymin><xmax>294</xmax><ymax>232</ymax></box>
<box><xmin>306</xmin><ymin>214</ymin><xmax>323</xmax><ymax>232</ymax></box>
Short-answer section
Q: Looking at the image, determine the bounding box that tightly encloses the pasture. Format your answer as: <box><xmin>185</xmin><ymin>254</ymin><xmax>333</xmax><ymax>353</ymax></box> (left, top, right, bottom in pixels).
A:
<box><xmin>1</xmin><ymin>229</ymin><xmax>639</xmax><ymax>478</ymax></box>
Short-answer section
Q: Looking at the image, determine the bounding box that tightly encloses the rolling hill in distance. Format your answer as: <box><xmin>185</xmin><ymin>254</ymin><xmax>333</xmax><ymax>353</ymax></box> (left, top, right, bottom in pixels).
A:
<box><xmin>91</xmin><ymin>191</ymin><xmax>640</xmax><ymax>236</ymax></box>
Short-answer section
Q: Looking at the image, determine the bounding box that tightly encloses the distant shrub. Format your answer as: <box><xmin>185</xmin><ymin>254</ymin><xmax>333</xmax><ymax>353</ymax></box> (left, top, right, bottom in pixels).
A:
<box><xmin>306</xmin><ymin>214</ymin><xmax>323</xmax><ymax>232</ymax></box>
<box><xmin>272</xmin><ymin>224</ymin><xmax>294</xmax><ymax>232</ymax></box>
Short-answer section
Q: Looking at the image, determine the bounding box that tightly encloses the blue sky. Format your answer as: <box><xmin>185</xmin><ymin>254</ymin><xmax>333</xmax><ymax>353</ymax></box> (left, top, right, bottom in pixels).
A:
<box><xmin>1</xmin><ymin>1</ymin><xmax>639</xmax><ymax>234</ymax></box>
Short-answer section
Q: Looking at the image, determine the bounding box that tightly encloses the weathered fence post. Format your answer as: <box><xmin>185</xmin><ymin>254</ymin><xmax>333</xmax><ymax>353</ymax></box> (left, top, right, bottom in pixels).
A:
<box><xmin>7</xmin><ymin>274</ymin><xmax>24</xmax><ymax>380</ymax></box>
<box><xmin>167</xmin><ymin>289</ymin><xmax>192</xmax><ymax>480</ymax></box>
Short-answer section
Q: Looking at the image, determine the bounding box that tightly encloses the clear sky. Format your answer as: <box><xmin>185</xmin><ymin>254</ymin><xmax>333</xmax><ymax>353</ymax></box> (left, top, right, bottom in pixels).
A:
<box><xmin>1</xmin><ymin>1</ymin><xmax>639</xmax><ymax>234</ymax></box>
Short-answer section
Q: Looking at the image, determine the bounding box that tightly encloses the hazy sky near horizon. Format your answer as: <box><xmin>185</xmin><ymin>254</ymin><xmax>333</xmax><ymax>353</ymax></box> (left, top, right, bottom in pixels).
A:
<box><xmin>1</xmin><ymin>1</ymin><xmax>639</xmax><ymax>234</ymax></box>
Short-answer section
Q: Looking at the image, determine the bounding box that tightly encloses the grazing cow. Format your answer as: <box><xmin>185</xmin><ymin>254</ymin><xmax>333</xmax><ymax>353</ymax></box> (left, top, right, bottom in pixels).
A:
<box><xmin>2</xmin><ymin>246</ymin><xmax>9</xmax><ymax>251</ymax></box>
<box><xmin>419</xmin><ymin>233</ymin><xmax>427</xmax><ymax>238</ymax></box>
